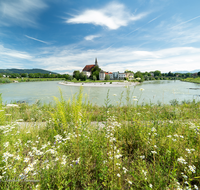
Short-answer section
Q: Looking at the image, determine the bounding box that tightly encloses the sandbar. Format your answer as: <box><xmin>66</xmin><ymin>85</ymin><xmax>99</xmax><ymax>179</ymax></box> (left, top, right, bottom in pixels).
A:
<box><xmin>58</xmin><ymin>81</ymin><xmax>139</xmax><ymax>87</ymax></box>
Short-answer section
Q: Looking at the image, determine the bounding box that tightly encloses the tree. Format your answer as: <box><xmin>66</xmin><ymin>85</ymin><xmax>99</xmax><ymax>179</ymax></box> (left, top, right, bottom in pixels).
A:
<box><xmin>198</xmin><ymin>71</ymin><xmax>200</xmax><ymax>77</ymax></box>
<box><xmin>167</xmin><ymin>71</ymin><xmax>174</xmax><ymax>77</ymax></box>
<box><xmin>21</xmin><ymin>73</ymin><xmax>28</xmax><ymax>77</ymax></box>
<box><xmin>79</xmin><ymin>72</ymin><xmax>87</xmax><ymax>81</ymax></box>
<box><xmin>64</xmin><ymin>74</ymin><xmax>72</xmax><ymax>80</ymax></box>
<box><xmin>91</xmin><ymin>66</ymin><xmax>101</xmax><ymax>80</ymax></box>
<box><xmin>29</xmin><ymin>73</ymin><xmax>35</xmax><ymax>78</ymax></box>
<box><xmin>93</xmin><ymin>75</ymin><xmax>97</xmax><ymax>81</ymax></box>
<box><xmin>105</xmin><ymin>74</ymin><xmax>110</xmax><ymax>81</ymax></box>
<box><xmin>134</xmin><ymin>71</ymin><xmax>144</xmax><ymax>80</ymax></box>
<box><xmin>154</xmin><ymin>70</ymin><xmax>161</xmax><ymax>77</ymax></box>
<box><xmin>73</xmin><ymin>71</ymin><xmax>80</xmax><ymax>80</ymax></box>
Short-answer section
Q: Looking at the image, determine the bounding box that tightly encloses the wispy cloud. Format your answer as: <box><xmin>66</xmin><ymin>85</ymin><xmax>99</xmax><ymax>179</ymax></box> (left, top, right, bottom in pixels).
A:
<box><xmin>148</xmin><ymin>15</ymin><xmax>162</xmax><ymax>23</ymax></box>
<box><xmin>25</xmin><ymin>35</ymin><xmax>50</xmax><ymax>44</ymax></box>
<box><xmin>0</xmin><ymin>45</ymin><xmax>32</xmax><ymax>59</ymax></box>
<box><xmin>66</xmin><ymin>2</ymin><xmax>147</xmax><ymax>30</ymax></box>
<box><xmin>84</xmin><ymin>35</ymin><xmax>100</xmax><ymax>41</ymax></box>
<box><xmin>171</xmin><ymin>15</ymin><xmax>200</xmax><ymax>29</ymax></box>
<box><xmin>0</xmin><ymin>0</ymin><xmax>47</xmax><ymax>26</ymax></box>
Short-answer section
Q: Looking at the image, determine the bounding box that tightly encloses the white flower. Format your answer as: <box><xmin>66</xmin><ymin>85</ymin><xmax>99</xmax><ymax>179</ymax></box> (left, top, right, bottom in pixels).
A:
<box><xmin>194</xmin><ymin>185</ymin><xmax>198</xmax><ymax>190</ymax></box>
<box><xmin>113</xmin><ymin>94</ymin><xmax>117</xmax><ymax>96</ymax></box>
<box><xmin>3</xmin><ymin>142</ymin><xmax>9</xmax><ymax>148</ymax></box>
<box><xmin>151</xmin><ymin>127</ymin><xmax>156</xmax><ymax>132</ymax></box>
<box><xmin>149</xmin><ymin>184</ymin><xmax>153</xmax><ymax>188</ymax></box>
<box><xmin>140</xmin><ymin>155</ymin><xmax>145</xmax><ymax>159</ymax></box>
<box><xmin>177</xmin><ymin>157</ymin><xmax>187</xmax><ymax>164</ymax></box>
<box><xmin>24</xmin><ymin>157</ymin><xmax>30</xmax><ymax>163</ymax></box>
<box><xmin>140</xmin><ymin>88</ymin><xmax>144</xmax><ymax>91</ymax></box>
<box><xmin>186</xmin><ymin>148</ymin><xmax>191</xmax><ymax>154</ymax></box>
<box><xmin>151</xmin><ymin>151</ymin><xmax>157</xmax><ymax>154</ymax></box>
<box><xmin>128</xmin><ymin>180</ymin><xmax>132</xmax><ymax>184</ymax></box>
<box><xmin>117</xmin><ymin>173</ymin><xmax>120</xmax><ymax>177</ymax></box>
<box><xmin>188</xmin><ymin>165</ymin><xmax>196</xmax><ymax>173</ymax></box>
<box><xmin>133</xmin><ymin>99</ymin><xmax>138</xmax><ymax>101</ymax></box>
<box><xmin>123</xmin><ymin>167</ymin><xmax>128</xmax><ymax>173</ymax></box>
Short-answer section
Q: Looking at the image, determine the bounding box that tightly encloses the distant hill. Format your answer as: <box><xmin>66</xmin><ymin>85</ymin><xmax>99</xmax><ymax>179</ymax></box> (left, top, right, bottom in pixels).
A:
<box><xmin>0</xmin><ymin>69</ymin><xmax>57</xmax><ymax>74</ymax></box>
<box><xmin>172</xmin><ymin>69</ymin><xmax>200</xmax><ymax>74</ymax></box>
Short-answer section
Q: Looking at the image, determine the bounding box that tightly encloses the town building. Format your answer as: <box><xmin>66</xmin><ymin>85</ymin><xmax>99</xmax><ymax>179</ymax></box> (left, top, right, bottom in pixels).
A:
<box><xmin>81</xmin><ymin>59</ymin><xmax>134</xmax><ymax>80</ymax></box>
<box><xmin>82</xmin><ymin>58</ymin><xmax>98</xmax><ymax>78</ymax></box>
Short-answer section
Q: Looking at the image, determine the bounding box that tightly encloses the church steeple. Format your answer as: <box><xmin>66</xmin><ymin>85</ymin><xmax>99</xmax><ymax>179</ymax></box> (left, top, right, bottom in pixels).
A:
<box><xmin>95</xmin><ymin>58</ymin><xmax>98</xmax><ymax>66</ymax></box>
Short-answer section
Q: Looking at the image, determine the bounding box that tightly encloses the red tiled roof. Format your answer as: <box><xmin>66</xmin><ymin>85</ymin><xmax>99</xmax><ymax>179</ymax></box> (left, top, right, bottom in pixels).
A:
<box><xmin>82</xmin><ymin>65</ymin><xmax>95</xmax><ymax>72</ymax></box>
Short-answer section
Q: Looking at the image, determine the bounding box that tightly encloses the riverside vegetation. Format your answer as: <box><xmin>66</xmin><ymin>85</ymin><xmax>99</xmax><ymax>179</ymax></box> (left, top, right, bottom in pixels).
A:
<box><xmin>0</xmin><ymin>87</ymin><xmax>200</xmax><ymax>190</ymax></box>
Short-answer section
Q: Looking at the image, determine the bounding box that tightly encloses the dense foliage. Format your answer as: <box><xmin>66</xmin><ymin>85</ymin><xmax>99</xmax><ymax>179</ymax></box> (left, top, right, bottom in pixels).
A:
<box><xmin>0</xmin><ymin>88</ymin><xmax>200</xmax><ymax>189</ymax></box>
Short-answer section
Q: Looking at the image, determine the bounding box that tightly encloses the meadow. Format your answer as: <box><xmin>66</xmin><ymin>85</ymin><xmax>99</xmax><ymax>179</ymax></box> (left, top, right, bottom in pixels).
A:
<box><xmin>182</xmin><ymin>77</ymin><xmax>200</xmax><ymax>84</ymax></box>
<box><xmin>0</xmin><ymin>78</ymin><xmax>65</xmax><ymax>84</ymax></box>
<box><xmin>0</xmin><ymin>87</ymin><xmax>200</xmax><ymax>190</ymax></box>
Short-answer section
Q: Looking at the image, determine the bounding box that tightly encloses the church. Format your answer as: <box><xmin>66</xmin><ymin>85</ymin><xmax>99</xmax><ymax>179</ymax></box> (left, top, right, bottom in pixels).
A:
<box><xmin>82</xmin><ymin>58</ymin><xmax>98</xmax><ymax>78</ymax></box>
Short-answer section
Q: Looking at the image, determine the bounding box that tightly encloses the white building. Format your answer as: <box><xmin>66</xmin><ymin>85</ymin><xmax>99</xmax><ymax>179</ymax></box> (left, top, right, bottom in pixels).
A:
<box><xmin>99</xmin><ymin>70</ymin><xmax>105</xmax><ymax>80</ymax></box>
<box><xmin>118</xmin><ymin>73</ymin><xmax>126</xmax><ymax>80</ymax></box>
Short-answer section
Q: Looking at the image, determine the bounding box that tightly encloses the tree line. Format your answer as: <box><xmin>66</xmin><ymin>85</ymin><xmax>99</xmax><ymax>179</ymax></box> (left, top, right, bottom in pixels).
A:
<box><xmin>0</xmin><ymin>73</ymin><xmax>71</xmax><ymax>79</ymax></box>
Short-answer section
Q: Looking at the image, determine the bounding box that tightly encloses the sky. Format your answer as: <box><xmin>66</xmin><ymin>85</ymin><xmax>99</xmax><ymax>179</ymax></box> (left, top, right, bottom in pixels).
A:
<box><xmin>1</xmin><ymin>0</ymin><xmax>200</xmax><ymax>74</ymax></box>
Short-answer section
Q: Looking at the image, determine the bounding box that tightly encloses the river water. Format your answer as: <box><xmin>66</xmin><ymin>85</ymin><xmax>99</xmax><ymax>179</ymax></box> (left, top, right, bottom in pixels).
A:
<box><xmin>0</xmin><ymin>80</ymin><xmax>200</xmax><ymax>106</ymax></box>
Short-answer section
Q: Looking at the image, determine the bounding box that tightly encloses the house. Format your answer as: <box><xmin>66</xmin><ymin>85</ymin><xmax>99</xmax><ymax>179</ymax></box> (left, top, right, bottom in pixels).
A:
<box><xmin>108</xmin><ymin>72</ymin><xmax>113</xmax><ymax>80</ymax></box>
<box><xmin>125</xmin><ymin>72</ymin><xmax>134</xmax><ymax>80</ymax></box>
<box><xmin>118</xmin><ymin>73</ymin><xmax>126</xmax><ymax>80</ymax></box>
<box><xmin>99</xmin><ymin>70</ymin><xmax>105</xmax><ymax>80</ymax></box>
<box><xmin>113</xmin><ymin>72</ymin><xmax>119</xmax><ymax>79</ymax></box>
<box><xmin>82</xmin><ymin>58</ymin><xmax>98</xmax><ymax>78</ymax></box>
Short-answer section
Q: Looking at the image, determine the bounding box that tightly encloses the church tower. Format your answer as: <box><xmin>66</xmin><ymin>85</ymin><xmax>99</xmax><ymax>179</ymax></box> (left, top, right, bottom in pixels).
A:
<box><xmin>95</xmin><ymin>58</ymin><xmax>98</xmax><ymax>67</ymax></box>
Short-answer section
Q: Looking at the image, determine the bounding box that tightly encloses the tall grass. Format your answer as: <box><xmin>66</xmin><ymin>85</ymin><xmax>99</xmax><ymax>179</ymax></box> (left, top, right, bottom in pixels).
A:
<box><xmin>0</xmin><ymin>88</ymin><xmax>200</xmax><ymax>189</ymax></box>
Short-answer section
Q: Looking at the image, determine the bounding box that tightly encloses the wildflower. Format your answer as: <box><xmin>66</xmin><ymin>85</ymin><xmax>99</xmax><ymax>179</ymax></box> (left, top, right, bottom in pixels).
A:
<box><xmin>113</xmin><ymin>94</ymin><xmax>117</xmax><ymax>96</ymax></box>
<box><xmin>177</xmin><ymin>157</ymin><xmax>187</xmax><ymax>164</ymax></box>
<box><xmin>123</xmin><ymin>167</ymin><xmax>128</xmax><ymax>173</ymax></box>
<box><xmin>6</xmin><ymin>104</ymin><xmax>19</xmax><ymax>108</ymax></box>
<box><xmin>19</xmin><ymin>173</ymin><xmax>25</xmax><ymax>180</ymax></box>
<box><xmin>149</xmin><ymin>184</ymin><xmax>153</xmax><ymax>188</ymax></box>
<box><xmin>128</xmin><ymin>180</ymin><xmax>132</xmax><ymax>184</ymax></box>
<box><xmin>133</xmin><ymin>96</ymin><xmax>137</xmax><ymax>98</ymax></box>
<box><xmin>140</xmin><ymin>155</ymin><xmax>145</xmax><ymax>159</ymax></box>
<box><xmin>24</xmin><ymin>157</ymin><xmax>30</xmax><ymax>163</ymax></box>
<box><xmin>3</xmin><ymin>142</ymin><xmax>9</xmax><ymax>148</ymax></box>
<box><xmin>188</xmin><ymin>165</ymin><xmax>196</xmax><ymax>173</ymax></box>
<box><xmin>194</xmin><ymin>185</ymin><xmax>198</xmax><ymax>190</ymax></box>
<box><xmin>133</xmin><ymin>99</ymin><xmax>138</xmax><ymax>101</ymax></box>
<box><xmin>186</xmin><ymin>148</ymin><xmax>191</xmax><ymax>154</ymax></box>
<box><xmin>140</xmin><ymin>88</ymin><xmax>144</xmax><ymax>91</ymax></box>
<box><xmin>151</xmin><ymin>127</ymin><xmax>156</xmax><ymax>132</ymax></box>
<box><xmin>151</xmin><ymin>151</ymin><xmax>157</xmax><ymax>154</ymax></box>
<box><xmin>142</xmin><ymin>170</ymin><xmax>147</xmax><ymax>176</ymax></box>
<box><xmin>117</xmin><ymin>173</ymin><xmax>120</xmax><ymax>177</ymax></box>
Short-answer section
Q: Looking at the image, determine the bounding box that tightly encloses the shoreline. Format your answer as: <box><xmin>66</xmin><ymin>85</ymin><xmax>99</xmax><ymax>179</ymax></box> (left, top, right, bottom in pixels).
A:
<box><xmin>58</xmin><ymin>81</ymin><xmax>139</xmax><ymax>87</ymax></box>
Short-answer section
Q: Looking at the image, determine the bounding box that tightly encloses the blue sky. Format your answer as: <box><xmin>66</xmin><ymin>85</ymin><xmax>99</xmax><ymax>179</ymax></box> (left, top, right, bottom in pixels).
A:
<box><xmin>1</xmin><ymin>0</ymin><xmax>200</xmax><ymax>74</ymax></box>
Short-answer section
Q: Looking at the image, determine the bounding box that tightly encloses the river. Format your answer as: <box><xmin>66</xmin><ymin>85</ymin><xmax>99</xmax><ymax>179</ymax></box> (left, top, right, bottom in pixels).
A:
<box><xmin>0</xmin><ymin>80</ymin><xmax>200</xmax><ymax>106</ymax></box>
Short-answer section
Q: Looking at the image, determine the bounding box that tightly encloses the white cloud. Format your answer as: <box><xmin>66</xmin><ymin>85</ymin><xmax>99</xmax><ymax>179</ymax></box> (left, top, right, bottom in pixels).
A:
<box><xmin>0</xmin><ymin>44</ymin><xmax>32</xmax><ymax>59</ymax></box>
<box><xmin>84</xmin><ymin>35</ymin><xmax>100</xmax><ymax>41</ymax></box>
<box><xmin>66</xmin><ymin>2</ymin><xmax>147</xmax><ymax>30</ymax></box>
<box><xmin>25</xmin><ymin>35</ymin><xmax>50</xmax><ymax>44</ymax></box>
<box><xmin>34</xmin><ymin>46</ymin><xmax>200</xmax><ymax>73</ymax></box>
<box><xmin>0</xmin><ymin>0</ymin><xmax>47</xmax><ymax>26</ymax></box>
